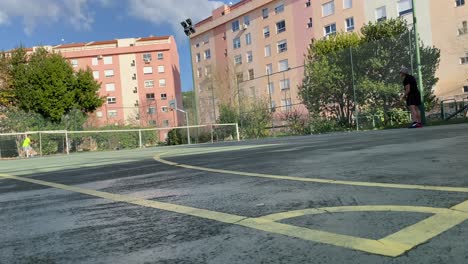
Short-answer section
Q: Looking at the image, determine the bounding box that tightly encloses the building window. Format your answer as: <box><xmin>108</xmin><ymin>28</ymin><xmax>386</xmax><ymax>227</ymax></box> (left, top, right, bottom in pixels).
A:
<box><xmin>278</xmin><ymin>59</ymin><xmax>289</xmax><ymax>72</ymax></box>
<box><xmin>324</xmin><ymin>23</ymin><xmax>337</xmax><ymax>36</ymax></box>
<box><xmin>104</xmin><ymin>56</ymin><xmax>113</xmax><ymax>65</ymax></box>
<box><xmin>282</xmin><ymin>98</ymin><xmax>292</xmax><ymax>112</ymax></box>
<box><xmin>263</xmin><ymin>26</ymin><xmax>271</xmax><ymax>38</ymax></box>
<box><xmin>276</xmin><ymin>20</ymin><xmax>286</xmax><ymax>33</ymax></box>
<box><xmin>346</xmin><ymin>17</ymin><xmax>355</xmax><ymax>32</ymax></box>
<box><xmin>376</xmin><ymin>6</ymin><xmax>387</xmax><ymax>21</ymax></box>
<box><xmin>145</xmin><ymin>80</ymin><xmax>154</xmax><ymax>88</ymax></box>
<box><xmin>246</xmin><ymin>33</ymin><xmax>252</xmax><ymax>45</ymax></box>
<box><xmin>271</xmin><ymin>101</ymin><xmax>276</xmax><ymax>110</ymax></box>
<box><xmin>307</xmin><ymin>18</ymin><xmax>313</xmax><ymax>28</ymax></box>
<box><xmin>148</xmin><ymin>107</ymin><xmax>156</xmax><ymax>115</ymax></box>
<box><xmin>71</xmin><ymin>59</ymin><xmax>78</xmax><ymax>68</ymax></box>
<box><xmin>262</xmin><ymin>8</ymin><xmax>269</xmax><ymax>19</ymax></box>
<box><xmin>268</xmin><ymin>82</ymin><xmax>274</xmax><ymax>95</ymax></box>
<box><xmin>143</xmin><ymin>53</ymin><xmax>152</xmax><ymax>62</ymax></box>
<box><xmin>163</xmin><ymin>120</ymin><xmax>170</xmax><ymax>127</ymax></box>
<box><xmin>232</xmin><ymin>20</ymin><xmax>240</xmax><ymax>32</ymax></box>
<box><xmin>322</xmin><ymin>1</ymin><xmax>335</xmax><ymax>17</ymax></box>
<box><xmin>233</xmin><ymin>37</ymin><xmax>241</xmax><ymax>49</ymax></box>
<box><xmin>277</xmin><ymin>40</ymin><xmax>288</xmax><ymax>53</ymax></box>
<box><xmin>275</xmin><ymin>2</ymin><xmax>285</xmax><ymax>14</ymax></box>
<box><xmin>161</xmin><ymin>93</ymin><xmax>167</xmax><ymax>100</ymax></box>
<box><xmin>248</xmin><ymin>69</ymin><xmax>255</xmax><ymax>80</ymax></box>
<box><xmin>93</xmin><ymin>71</ymin><xmax>99</xmax><ymax>79</ymax></box>
<box><xmin>398</xmin><ymin>0</ymin><xmax>413</xmax><ymax>16</ymax></box>
<box><xmin>244</xmin><ymin>15</ymin><xmax>250</xmax><ymax>25</ymax></box>
<box><xmin>250</xmin><ymin>87</ymin><xmax>256</xmax><ymax>98</ymax></box>
<box><xmin>266</xmin><ymin>64</ymin><xmax>273</xmax><ymax>75</ymax></box>
<box><xmin>144</xmin><ymin>66</ymin><xmax>153</xmax><ymax>74</ymax></box>
<box><xmin>456</xmin><ymin>0</ymin><xmax>465</xmax><ymax>6</ymax></box>
<box><xmin>204</xmin><ymin>49</ymin><xmax>211</xmax><ymax>59</ymax></box>
<box><xmin>195</xmin><ymin>43</ymin><xmax>200</xmax><ymax>48</ymax></box>
<box><xmin>158</xmin><ymin>65</ymin><xmax>165</xmax><ymax>73</ymax></box>
<box><xmin>197</xmin><ymin>68</ymin><xmax>202</xmax><ymax>78</ymax></box>
<box><xmin>146</xmin><ymin>93</ymin><xmax>155</xmax><ymax>101</ymax></box>
<box><xmin>107</xmin><ymin>97</ymin><xmax>116</xmax><ymax>104</ymax></box>
<box><xmin>459</xmin><ymin>21</ymin><xmax>468</xmax><ymax>35</ymax></box>
<box><xmin>344</xmin><ymin>0</ymin><xmax>352</xmax><ymax>9</ymax></box>
<box><xmin>463</xmin><ymin>86</ymin><xmax>468</xmax><ymax>93</ymax></box>
<box><xmin>247</xmin><ymin>51</ymin><xmax>253</xmax><ymax>63</ymax></box>
<box><xmin>205</xmin><ymin>66</ymin><xmax>212</xmax><ymax>77</ymax></box>
<box><xmin>280</xmin><ymin>79</ymin><xmax>290</xmax><ymax>90</ymax></box>
<box><xmin>203</xmin><ymin>37</ymin><xmax>209</xmax><ymax>45</ymax></box>
<box><xmin>104</xmin><ymin>69</ymin><xmax>114</xmax><ymax>77</ymax></box>
<box><xmin>306</xmin><ymin>0</ymin><xmax>311</xmax><ymax>7</ymax></box>
<box><xmin>157</xmin><ymin>52</ymin><xmax>164</xmax><ymax>60</ymax></box>
<box><xmin>105</xmin><ymin>83</ymin><xmax>116</xmax><ymax>92</ymax></box>
<box><xmin>265</xmin><ymin>45</ymin><xmax>272</xmax><ymax>57</ymax></box>
<box><xmin>159</xmin><ymin>79</ymin><xmax>166</xmax><ymax>87</ymax></box>
<box><xmin>96</xmin><ymin>111</ymin><xmax>103</xmax><ymax>118</ymax></box>
<box><xmin>196</xmin><ymin>53</ymin><xmax>201</xmax><ymax>62</ymax></box>
<box><xmin>460</xmin><ymin>55</ymin><xmax>468</xmax><ymax>64</ymax></box>
<box><xmin>162</xmin><ymin>106</ymin><xmax>169</xmax><ymax>113</ymax></box>
<box><xmin>235</xmin><ymin>55</ymin><xmax>243</xmax><ymax>65</ymax></box>
<box><xmin>92</xmin><ymin>57</ymin><xmax>98</xmax><ymax>66</ymax></box>
<box><xmin>108</xmin><ymin>110</ymin><xmax>118</xmax><ymax>118</ymax></box>
<box><xmin>236</xmin><ymin>73</ymin><xmax>244</xmax><ymax>83</ymax></box>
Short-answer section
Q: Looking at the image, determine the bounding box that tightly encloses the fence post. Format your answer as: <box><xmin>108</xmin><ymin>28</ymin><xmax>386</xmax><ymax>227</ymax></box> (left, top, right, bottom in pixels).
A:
<box><xmin>65</xmin><ymin>131</ymin><xmax>70</xmax><ymax>155</ymax></box>
<box><xmin>210</xmin><ymin>124</ymin><xmax>214</xmax><ymax>144</ymax></box>
<box><xmin>372</xmin><ymin>116</ymin><xmax>376</xmax><ymax>128</ymax></box>
<box><xmin>39</xmin><ymin>132</ymin><xmax>43</xmax><ymax>157</ymax></box>
<box><xmin>138</xmin><ymin>129</ymin><xmax>143</xmax><ymax>149</ymax></box>
<box><xmin>235</xmin><ymin>123</ymin><xmax>240</xmax><ymax>142</ymax></box>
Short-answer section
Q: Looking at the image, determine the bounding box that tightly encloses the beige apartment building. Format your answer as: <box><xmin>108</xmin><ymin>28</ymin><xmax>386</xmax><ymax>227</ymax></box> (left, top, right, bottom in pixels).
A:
<box><xmin>191</xmin><ymin>0</ymin><xmax>468</xmax><ymax>124</ymax></box>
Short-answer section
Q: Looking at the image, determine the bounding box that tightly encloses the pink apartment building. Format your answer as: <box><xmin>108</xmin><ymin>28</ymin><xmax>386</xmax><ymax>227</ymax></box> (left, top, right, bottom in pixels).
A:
<box><xmin>191</xmin><ymin>0</ymin><xmax>467</xmax><ymax>125</ymax></box>
<box><xmin>29</xmin><ymin>36</ymin><xmax>183</xmax><ymax>131</ymax></box>
<box><xmin>190</xmin><ymin>0</ymin><xmax>365</xmax><ymax>125</ymax></box>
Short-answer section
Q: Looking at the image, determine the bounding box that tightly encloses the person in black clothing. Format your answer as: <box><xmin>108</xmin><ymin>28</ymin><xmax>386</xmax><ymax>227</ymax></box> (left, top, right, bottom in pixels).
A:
<box><xmin>400</xmin><ymin>67</ymin><xmax>422</xmax><ymax>128</ymax></box>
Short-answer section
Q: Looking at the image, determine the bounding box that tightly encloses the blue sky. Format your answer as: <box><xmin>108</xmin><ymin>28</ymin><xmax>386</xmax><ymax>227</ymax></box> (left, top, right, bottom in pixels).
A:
<box><xmin>0</xmin><ymin>0</ymin><xmax>236</xmax><ymax>92</ymax></box>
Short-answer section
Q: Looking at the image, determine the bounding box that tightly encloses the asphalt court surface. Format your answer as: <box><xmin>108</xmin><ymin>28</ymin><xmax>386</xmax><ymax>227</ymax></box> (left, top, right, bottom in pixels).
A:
<box><xmin>1</xmin><ymin>124</ymin><xmax>468</xmax><ymax>263</ymax></box>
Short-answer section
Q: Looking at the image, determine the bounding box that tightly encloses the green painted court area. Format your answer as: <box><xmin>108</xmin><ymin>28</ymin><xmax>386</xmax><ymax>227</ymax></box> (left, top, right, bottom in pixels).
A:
<box><xmin>1</xmin><ymin>124</ymin><xmax>468</xmax><ymax>264</ymax></box>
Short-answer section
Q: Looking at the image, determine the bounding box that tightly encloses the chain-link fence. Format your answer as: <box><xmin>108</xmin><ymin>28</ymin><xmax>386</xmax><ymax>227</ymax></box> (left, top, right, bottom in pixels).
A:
<box><xmin>0</xmin><ymin>123</ymin><xmax>239</xmax><ymax>159</ymax></box>
<box><xmin>228</xmin><ymin>27</ymin><xmax>453</xmax><ymax>137</ymax></box>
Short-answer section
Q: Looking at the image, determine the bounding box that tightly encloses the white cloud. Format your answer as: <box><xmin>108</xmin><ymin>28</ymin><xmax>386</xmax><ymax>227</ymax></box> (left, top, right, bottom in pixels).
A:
<box><xmin>0</xmin><ymin>0</ymin><xmax>97</xmax><ymax>35</ymax></box>
<box><xmin>127</xmin><ymin>0</ymin><xmax>224</xmax><ymax>39</ymax></box>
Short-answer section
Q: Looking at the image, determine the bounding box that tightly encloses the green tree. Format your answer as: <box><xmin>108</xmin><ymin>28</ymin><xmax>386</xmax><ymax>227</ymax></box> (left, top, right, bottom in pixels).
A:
<box><xmin>217</xmin><ymin>99</ymin><xmax>272</xmax><ymax>139</ymax></box>
<box><xmin>9</xmin><ymin>47</ymin><xmax>103</xmax><ymax>122</ymax></box>
<box><xmin>299</xmin><ymin>33</ymin><xmax>361</xmax><ymax>127</ymax></box>
<box><xmin>299</xmin><ymin>18</ymin><xmax>440</xmax><ymax>128</ymax></box>
<box><xmin>182</xmin><ymin>91</ymin><xmax>197</xmax><ymax>126</ymax></box>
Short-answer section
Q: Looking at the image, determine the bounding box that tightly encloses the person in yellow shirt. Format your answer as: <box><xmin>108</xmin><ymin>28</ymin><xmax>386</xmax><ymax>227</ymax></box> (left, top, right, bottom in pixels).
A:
<box><xmin>22</xmin><ymin>134</ymin><xmax>31</xmax><ymax>158</ymax></box>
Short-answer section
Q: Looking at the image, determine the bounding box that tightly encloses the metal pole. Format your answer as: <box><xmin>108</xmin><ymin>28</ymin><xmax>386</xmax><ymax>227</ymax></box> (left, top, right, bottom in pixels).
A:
<box><xmin>185</xmin><ymin>111</ymin><xmax>191</xmax><ymax>145</ymax></box>
<box><xmin>210</xmin><ymin>124</ymin><xmax>214</xmax><ymax>144</ymax></box>
<box><xmin>237</xmin><ymin>76</ymin><xmax>242</xmax><ymax>133</ymax></box>
<box><xmin>235</xmin><ymin>123</ymin><xmax>240</xmax><ymax>142</ymax></box>
<box><xmin>267</xmin><ymin>71</ymin><xmax>274</xmax><ymax>132</ymax></box>
<box><xmin>350</xmin><ymin>47</ymin><xmax>359</xmax><ymax>131</ymax></box>
<box><xmin>39</xmin><ymin>132</ymin><xmax>42</xmax><ymax>157</ymax></box>
<box><xmin>211</xmin><ymin>85</ymin><xmax>216</xmax><ymax>122</ymax></box>
<box><xmin>138</xmin><ymin>129</ymin><xmax>142</xmax><ymax>148</ymax></box>
<box><xmin>411</xmin><ymin>0</ymin><xmax>426</xmax><ymax>124</ymax></box>
<box><xmin>65</xmin><ymin>131</ymin><xmax>69</xmax><ymax>155</ymax></box>
<box><xmin>187</xmin><ymin>38</ymin><xmax>199</xmax><ymax>127</ymax></box>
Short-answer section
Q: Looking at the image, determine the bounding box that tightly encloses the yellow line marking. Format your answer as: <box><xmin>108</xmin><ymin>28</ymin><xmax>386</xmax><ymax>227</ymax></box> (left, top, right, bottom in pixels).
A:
<box><xmin>1</xmin><ymin>173</ymin><xmax>467</xmax><ymax>257</ymax></box>
<box><xmin>259</xmin><ymin>205</ymin><xmax>468</xmax><ymax>222</ymax></box>
<box><xmin>154</xmin><ymin>153</ymin><xmax>468</xmax><ymax>193</ymax></box>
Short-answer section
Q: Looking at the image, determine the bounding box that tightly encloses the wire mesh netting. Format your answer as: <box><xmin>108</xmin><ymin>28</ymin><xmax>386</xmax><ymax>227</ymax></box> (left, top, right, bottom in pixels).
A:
<box><xmin>0</xmin><ymin>124</ymin><xmax>239</xmax><ymax>159</ymax></box>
